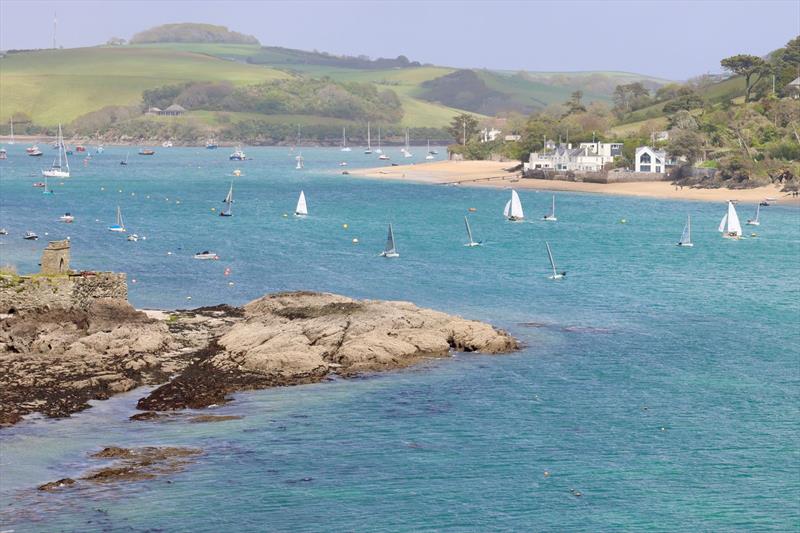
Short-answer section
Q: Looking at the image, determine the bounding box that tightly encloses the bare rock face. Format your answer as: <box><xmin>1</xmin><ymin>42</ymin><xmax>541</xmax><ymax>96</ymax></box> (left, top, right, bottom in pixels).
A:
<box><xmin>2</xmin><ymin>291</ymin><xmax>517</xmax><ymax>425</ymax></box>
<box><xmin>138</xmin><ymin>292</ymin><xmax>517</xmax><ymax>411</ymax></box>
<box><xmin>0</xmin><ymin>299</ymin><xmax>180</xmax><ymax>425</ymax></box>
<box><xmin>228</xmin><ymin>291</ymin><xmax>517</xmax><ymax>374</ymax></box>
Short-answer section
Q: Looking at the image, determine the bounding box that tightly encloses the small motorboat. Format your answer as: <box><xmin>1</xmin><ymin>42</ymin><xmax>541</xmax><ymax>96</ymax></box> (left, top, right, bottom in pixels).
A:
<box><xmin>23</xmin><ymin>231</ymin><xmax>39</xmax><ymax>240</ymax></box>
<box><xmin>193</xmin><ymin>251</ymin><xmax>219</xmax><ymax>260</ymax></box>
<box><xmin>138</xmin><ymin>149</ymin><xmax>155</xmax><ymax>156</ymax></box>
<box><xmin>28</xmin><ymin>149</ymin><xmax>43</xmax><ymax>157</ymax></box>
<box><xmin>229</xmin><ymin>148</ymin><xmax>246</xmax><ymax>161</ymax></box>
<box><xmin>342</xmin><ymin>170</ymin><xmax>350</xmax><ymax>175</ymax></box>
<box><xmin>206</xmin><ymin>140</ymin><xmax>218</xmax><ymax>149</ymax></box>
<box><xmin>127</xmin><ymin>234</ymin><xmax>139</xmax><ymax>242</ymax></box>
<box><xmin>162</xmin><ymin>141</ymin><xmax>173</xmax><ymax>148</ymax></box>
<box><xmin>26</xmin><ymin>145</ymin><xmax>40</xmax><ymax>154</ymax></box>
<box><xmin>0</xmin><ymin>228</ymin><xmax>8</xmax><ymax>235</ymax></box>
<box><xmin>59</xmin><ymin>212</ymin><xmax>74</xmax><ymax>223</ymax></box>
<box><xmin>0</xmin><ymin>148</ymin><xmax>7</xmax><ymax>160</ymax></box>
<box><xmin>339</xmin><ymin>162</ymin><xmax>348</xmax><ymax>166</ymax></box>
<box><xmin>96</xmin><ymin>145</ymin><xmax>104</xmax><ymax>154</ymax></box>
<box><xmin>32</xmin><ymin>182</ymin><xmax>46</xmax><ymax>188</ymax></box>
<box><xmin>233</xmin><ymin>169</ymin><xmax>242</xmax><ymax>177</ymax></box>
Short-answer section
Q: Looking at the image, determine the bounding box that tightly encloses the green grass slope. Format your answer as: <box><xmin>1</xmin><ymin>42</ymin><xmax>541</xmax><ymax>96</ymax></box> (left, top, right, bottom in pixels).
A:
<box><xmin>0</xmin><ymin>46</ymin><xmax>290</xmax><ymax>125</ymax></box>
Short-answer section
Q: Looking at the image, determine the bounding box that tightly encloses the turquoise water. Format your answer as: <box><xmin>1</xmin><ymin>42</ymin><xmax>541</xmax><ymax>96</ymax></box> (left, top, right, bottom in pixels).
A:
<box><xmin>1</xmin><ymin>146</ymin><xmax>799</xmax><ymax>531</ymax></box>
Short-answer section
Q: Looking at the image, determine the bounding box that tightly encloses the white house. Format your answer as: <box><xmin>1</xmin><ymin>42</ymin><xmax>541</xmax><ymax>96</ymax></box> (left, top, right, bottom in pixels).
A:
<box><xmin>634</xmin><ymin>146</ymin><xmax>670</xmax><ymax>173</ymax></box>
<box><xmin>479</xmin><ymin>127</ymin><xmax>502</xmax><ymax>142</ymax></box>
<box><xmin>525</xmin><ymin>141</ymin><xmax>622</xmax><ymax>173</ymax></box>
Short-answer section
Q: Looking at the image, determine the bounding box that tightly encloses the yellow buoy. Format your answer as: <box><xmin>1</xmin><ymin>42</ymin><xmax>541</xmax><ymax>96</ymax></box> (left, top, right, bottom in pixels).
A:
<box><xmin>211</xmin><ymin>207</ymin><xmax>216</xmax><ymax>212</ymax></box>
<box><xmin>620</xmin><ymin>218</ymin><xmax>627</xmax><ymax>224</ymax></box>
<box><xmin>343</xmin><ymin>223</ymin><xmax>349</xmax><ymax>229</ymax></box>
<box><xmin>283</xmin><ymin>213</ymin><xmax>288</xmax><ymax>218</ymax></box>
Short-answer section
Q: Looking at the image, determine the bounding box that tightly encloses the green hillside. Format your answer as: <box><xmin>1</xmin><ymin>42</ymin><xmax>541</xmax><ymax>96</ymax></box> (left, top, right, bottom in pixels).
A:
<box><xmin>0</xmin><ymin>46</ymin><xmax>289</xmax><ymax>125</ymax></box>
<box><xmin>0</xmin><ymin>37</ymin><xmax>673</xmax><ymax>135</ymax></box>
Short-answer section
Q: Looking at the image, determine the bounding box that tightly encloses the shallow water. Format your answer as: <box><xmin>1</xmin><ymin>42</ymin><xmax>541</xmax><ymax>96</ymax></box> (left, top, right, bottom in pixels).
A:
<box><xmin>1</xmin><ymin>146</ymin><xmax>799</xmax><ymax>531</ymax></box>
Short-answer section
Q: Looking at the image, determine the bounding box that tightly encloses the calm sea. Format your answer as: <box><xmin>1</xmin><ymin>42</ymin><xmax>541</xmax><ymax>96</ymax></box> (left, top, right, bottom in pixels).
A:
<box><xmin>1</xmin><ymin>145</ymin><xmax>798</xmax><ymax>531</ymax></box>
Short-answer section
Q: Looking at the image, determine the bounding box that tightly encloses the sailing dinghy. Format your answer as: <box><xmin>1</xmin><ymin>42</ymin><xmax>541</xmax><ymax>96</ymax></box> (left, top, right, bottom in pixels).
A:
<box><xmin>295</xmin><ymin>190</ymin><xmax>308</xmax><ymax>217</ymax></box>
<box><xmin>746</xmin><ymin>204</ymin><xmax>760</xmax><ymax>226</ymax></box>
<box><xmin>108</xmin><ymin>206</ymin><xmax>126</xmax><ymax>232</ymax></box>
<box><xmin>542</xmin><ymin>195</ymin><xmax>557</xmax><ymax>221</ymax></box>
<box><xmin>545</xmin><ymin>241</ymin><xmax>565</xmax><ymax>279</ymax></box>
<box><xmin>718</xmin><ymin>201</ymin><xmax>743</xmax><ymax>239</ymax></box>
<box><xmin>379</xmin><ymin>224</ymin><xmax>399</xmax><ymax>258</ymax></box>
<box><xmin>341</xmin><ymin>127</ymin><xmax>351</xmax><ymax>152</ymax></box>
<box><xmin>220</xmin><ymin>182</ymin><xmax>234</xmax><ymax>217</ymax></box>
<box><xmin>503</xmin><ymin>190</ymin><xmax>524</xmax><ymax>221</ymax></box>
<box><xmin>42</xmin><ymin>124</ymin><xmax>70</xmax><ymax>178</ymax></box>
<box><xmin>677</xmin><ymin>215</ymin><xmax>693</xmax><ymax>247</ymax></box>
<box><xmin>464</xmin><ymin>216</ymin><xmax>481</xmax><ymax>247</ymax></box>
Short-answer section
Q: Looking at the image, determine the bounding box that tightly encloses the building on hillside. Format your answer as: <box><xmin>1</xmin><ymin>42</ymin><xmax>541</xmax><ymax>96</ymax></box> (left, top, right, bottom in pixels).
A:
<box><xmin>524</xmin><ymin>141</ymin><xmax>623</xmax><ymax>173</ymax></box>
<box><xmin>145</xmin><ymin>107</ymin><xmax>162</xmax><ymax>116</ymax></box>
<box><xmin>504</xmin><ymin>134</ymin><xmax>522</xmax><ymax>142</ymax></box>
<box><xmin>480</xmin><ymin>127</ymin><xmax>502</xmax><ymax>142</ymax></box>
<box><xmin>786</xmin><ymin>77</ymin><xmax>800</xmax><ymax>99</ymax></box>
<box><xmin>634</xmin><ymin>146</ymin><xmax>680</xmax><ymax>173</ymax></box>
<box><xmin>652</xmin><ymin>130</ymin><xmax>670</xmax><ymax>142</ymax></box>
<box><xmin>159</xmin><ymin>104</ymin><xmax>186</xmax><ymax>117</ymax></box>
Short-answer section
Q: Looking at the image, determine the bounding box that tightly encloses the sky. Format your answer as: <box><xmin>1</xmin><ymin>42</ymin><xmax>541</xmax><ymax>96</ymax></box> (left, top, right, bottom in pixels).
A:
<box><xmin>1</xmin><ymin>0</ymin><xmax>798</xmax><ymax>80</ymax></box>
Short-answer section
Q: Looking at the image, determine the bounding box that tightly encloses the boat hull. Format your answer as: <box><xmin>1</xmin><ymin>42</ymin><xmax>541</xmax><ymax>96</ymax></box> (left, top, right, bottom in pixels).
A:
<box><xmin>542</xmin><ymin>216</ymin><xmax>557</xmax><ymax>222</ymax></box>
<box><xmin>380</xmin><ymin>252</ymin><xmax>400</xmax><ymax>258</ymax></box>
<box><xmin>42</xmin><ymin>170</ymin><xmax>70</xmax><ymax>178</ymax></box>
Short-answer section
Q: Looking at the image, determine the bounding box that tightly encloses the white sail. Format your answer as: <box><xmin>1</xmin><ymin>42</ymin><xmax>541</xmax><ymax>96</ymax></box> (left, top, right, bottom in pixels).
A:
<box><xmin>465</xmin><ymin>216</ymin><xmax>474</xmax><ymax>244</ymax></box>
<box><xmin>718</xmin><ymin>213</ymin><xmax>727</xmax><ymax>233</ymax></box>
<box><xmin>545</xmin><ymin>241</ymin><xmax>563</xmax><ymax>279</ymax></box>
<box><xmin>295</xmin><ymin>190</ymin><xmax>308</xmax><ymax>216</ymax></box>
<box><xmin>503</xmin><ymin>200</ymin><xmax>511</xmax><ymax>218</ymax></box>
<box><xmin>679</xmin><ymin>215</ymin><xmax>692</xmax><ymax>245</ymax></box>
<box><xmin>42</xmin><ymin>124</ymin><xmax>70</xmax><ymax>177</ymax></box>
<box><xmin>8</xmin><ymin>118</ymin><xmax>14</xmax><ymax>144</ymax></box>
<box><xmin>222</xmin><ymin>182</ymin><xmax>233</xmax><ymax>215</ymax></box>
<box><xmin>747</xmin><ymin>203</ymin><xmax>760</xmax><ymax>225</ymax></box>
<box><xmin>116</xmin><ymin>206</ymin><xmax>124</xmax><ymax>228</ymax></box>
<box><xmin>724</xmin><ymin>201</ymin><xmax>742</xmax><ymax>236</ymax></box>
<box><xmin>341</xmin><ymin>127</ymin><xmax>351</xmax><ymax>151</ymax></box>
<box><xmin>365</xmin><ymin>121</ymin><xmax>372</xmax><ymax>152</ymax></box>
<box><xmin>507</xmin><ymin>190</ymin><xmax>524</xmax><ymax>220</ymax></box>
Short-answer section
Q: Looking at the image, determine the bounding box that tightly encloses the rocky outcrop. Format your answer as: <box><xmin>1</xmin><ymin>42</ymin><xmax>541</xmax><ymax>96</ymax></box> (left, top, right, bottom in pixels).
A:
<box><xmin>2</xmin><ymin>292</ymin><xmax>517</xmax><ymax>426</ymax></box>
<box><xmin>138</xmin><ymin>292</ymin><xmax>517</xmax><ymax>411</ymax></box>
<box><xmin>0</xmin><ymin>298</ymin><xmax>183</xmax><ymax>425</ymax></box>
<box><xmin>37</xmin><ymin>446</ymin><xmax>202</xmax><ymax>490</ymax></box>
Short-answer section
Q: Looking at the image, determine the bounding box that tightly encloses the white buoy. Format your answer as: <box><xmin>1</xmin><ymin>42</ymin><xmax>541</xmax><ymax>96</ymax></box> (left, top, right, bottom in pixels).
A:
<box><xmin>352</xmin><ymin>238</ymin><xmax>359</xmax><ymax>244</ymax></box>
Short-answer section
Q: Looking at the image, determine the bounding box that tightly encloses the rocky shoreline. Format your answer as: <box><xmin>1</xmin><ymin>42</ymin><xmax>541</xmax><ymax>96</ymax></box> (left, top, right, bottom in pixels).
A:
<box><xmin>0</xmin><ymin>291</ymin><xmax>518</xmax><ymax>427</ymax></box>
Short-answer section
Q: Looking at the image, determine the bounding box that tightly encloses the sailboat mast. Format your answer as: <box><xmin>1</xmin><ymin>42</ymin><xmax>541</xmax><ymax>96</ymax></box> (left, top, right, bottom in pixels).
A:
<box><xmin>367</xmin><ymin>121</ymin><xmax>371</xmax><ymax>149</ymax></box>
<box><xmin>464</xmin><ymin>216</ymin><xmax>473</xmax><ymax>243</ymax></box>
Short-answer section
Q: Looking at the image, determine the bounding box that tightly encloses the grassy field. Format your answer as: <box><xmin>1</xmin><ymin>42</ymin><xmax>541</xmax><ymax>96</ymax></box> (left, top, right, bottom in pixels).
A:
<box><xmin>1</xmin><ymin>42</ymin><xmax>675</xmax><ymax>131</ymax></box>
<box><xmin>0</xmin><ymin>46</ymin><xmax>289</xmax><ymax>125</ymax></box>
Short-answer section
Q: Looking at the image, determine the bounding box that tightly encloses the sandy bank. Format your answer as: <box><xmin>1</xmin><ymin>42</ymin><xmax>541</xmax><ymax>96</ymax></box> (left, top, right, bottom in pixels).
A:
<box><xmin>349</xmin><ymin>160</ymin><xmax>799</xmax><ymax>206</ymax></box>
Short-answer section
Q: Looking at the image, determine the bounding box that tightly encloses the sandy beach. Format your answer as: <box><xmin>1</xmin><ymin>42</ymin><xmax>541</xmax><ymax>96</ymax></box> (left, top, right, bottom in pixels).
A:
<box><xmin>349</xmin><ymin>160</ymin><xmax>800</xmax><ymax>206</ymax></box>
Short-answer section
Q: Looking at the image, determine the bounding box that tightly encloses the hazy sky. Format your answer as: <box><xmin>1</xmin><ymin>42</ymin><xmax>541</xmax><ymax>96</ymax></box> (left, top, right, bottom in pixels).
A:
<box><xmin>1</xmin><ymin>0</ymin><xmax>798</xmax><ymax>80</ymax></box>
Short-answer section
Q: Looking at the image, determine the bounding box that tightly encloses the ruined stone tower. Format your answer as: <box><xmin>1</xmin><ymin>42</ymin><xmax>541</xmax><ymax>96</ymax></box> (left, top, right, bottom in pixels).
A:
<box><xmin>40</xmin><ymin>239</ymin><xmax>70</xmax><ymax>275</ymax></box>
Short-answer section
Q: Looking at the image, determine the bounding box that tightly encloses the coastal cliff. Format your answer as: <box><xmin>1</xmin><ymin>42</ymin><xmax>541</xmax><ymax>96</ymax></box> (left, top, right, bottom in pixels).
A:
<box><xmin>0</xmin><ymin>292</ymin><xmax>518</xmax><ymax>427</ymax></box>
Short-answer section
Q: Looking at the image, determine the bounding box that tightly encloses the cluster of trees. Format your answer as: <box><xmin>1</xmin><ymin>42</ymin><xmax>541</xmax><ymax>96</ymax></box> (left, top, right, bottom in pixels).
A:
<box><xmin>248</xmin><ymin>47</ymin><xmax>421</xmax><ymax>70</ymax></box>
<box><xmin>129</xmin><ymin>23</ymin><xmax>259</xmax><ymax>45</ymax></box>
<box><xmin>419</xmin><ymin>70</ymin><xmax>538</xmax><ymax>115</ymax></box>
<box><xmin>141</xmin><ymin>78</ymin><xmax>403</xmax><ymax>122</ymax></box>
